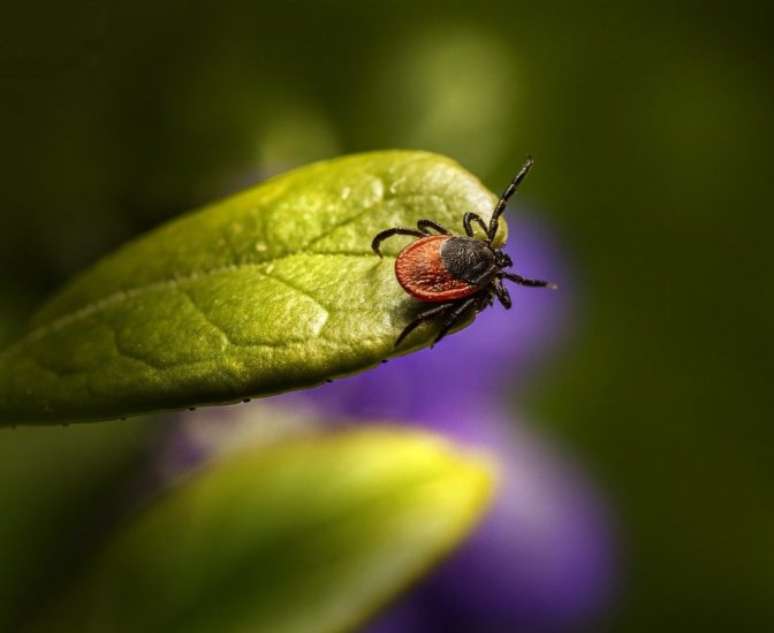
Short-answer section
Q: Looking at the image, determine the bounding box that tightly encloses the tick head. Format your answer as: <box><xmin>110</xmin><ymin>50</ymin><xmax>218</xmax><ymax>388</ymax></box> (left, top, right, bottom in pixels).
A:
<box><xmin>494</xmin><ymin>250</ymin><xmax>513</xmax><ymax>269</ymax></box>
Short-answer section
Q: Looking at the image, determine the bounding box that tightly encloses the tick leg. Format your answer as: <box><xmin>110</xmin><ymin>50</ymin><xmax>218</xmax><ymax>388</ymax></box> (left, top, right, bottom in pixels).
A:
<box><xmin>471</xmin><ymin>263</ymin><xmax>498</xmax><ymax>286</ymax></box>
<box><xmin>493</xmin><ymin>277</ymin><xmax>512</xmax><ymax>309</ymax></box>
<box><xmin>463</xmin><ymin>212</ymin><xmax>488</xmax><ymax>238</ymax></box>
<box><xmin>395</xmin><ymin>303</ymin><xmax>455</xmax><ymax>347</ymax></box>
<box><xmin>483</xmin><ymin>291</ymin><xmax>495</xmax><ymax>309</ymax></box>
<box><xmin>488</xmin><ymin>157</ymin><xmax>534</xmax><ymax>243</ymax></box>
<box><xmin>431</xmin><ymin>296</ymin><xmax>480</xmax><ymax>347</ymax></box>
<box><xmin>417</xmin><ymin>219</ymin><xmax>449</xmax><ymax>235</ymax></box>
<box><xmin>371</xmin><ymin>227</ymin><xmax>425</xmax><ymax>257</ymax></box>
<box><xmin>501</xmin><ymin>271</ymin><xmax>558</xmax><ymax>289</ymax></box>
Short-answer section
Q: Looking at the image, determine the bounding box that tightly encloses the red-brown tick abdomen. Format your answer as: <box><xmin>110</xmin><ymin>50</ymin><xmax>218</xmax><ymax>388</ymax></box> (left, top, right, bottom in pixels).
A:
<box><xmin>394</xmin><ymin>235</ymin><xmax>479</xmax><ymax>302</ymax></box>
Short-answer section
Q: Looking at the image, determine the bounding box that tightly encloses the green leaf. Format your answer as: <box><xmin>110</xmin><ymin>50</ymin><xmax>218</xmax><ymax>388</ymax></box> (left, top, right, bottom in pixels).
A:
<box><xmin>0</xmin><ymin>151</ymin><xmax>501</xmax><ymax>424</ymax></box>
<box><xmin>27</xmin><ymin>427</ymin><xmax>495</xmax><ymax>633</ymax></box>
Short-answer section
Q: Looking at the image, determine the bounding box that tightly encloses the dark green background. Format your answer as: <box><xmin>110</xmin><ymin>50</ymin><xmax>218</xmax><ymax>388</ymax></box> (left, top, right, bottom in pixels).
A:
<box><xmin>2</xmin><ymin>1</ymin><xmax>772</xmax><ymax>631</ymax></box>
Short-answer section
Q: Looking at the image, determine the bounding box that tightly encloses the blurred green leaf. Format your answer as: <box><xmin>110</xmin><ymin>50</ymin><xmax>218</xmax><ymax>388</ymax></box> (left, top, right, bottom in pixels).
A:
<box><xmin>0</xmin><ymin>151</ymin><xmax>501</xmax><ymax>425</ymax></box>
<box><xmin>29</xmin><ymin>427</ymin><xmax>495</xmax><ymax>633</ymax></box>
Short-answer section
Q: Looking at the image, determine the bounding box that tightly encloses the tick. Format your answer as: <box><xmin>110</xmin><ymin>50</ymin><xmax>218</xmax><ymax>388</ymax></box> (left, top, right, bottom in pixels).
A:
<box><xmin>372</xmin><ymin>157</ymin><xmax>556</xmax><ymax>347</ymax></box>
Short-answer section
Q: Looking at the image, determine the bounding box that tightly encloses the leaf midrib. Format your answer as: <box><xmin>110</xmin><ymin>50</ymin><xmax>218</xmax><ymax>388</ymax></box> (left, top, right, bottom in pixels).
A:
<box><xmin>1</xmin><ymin>251</ymin><xmax>395</xmax><ymax>362</ymax></box>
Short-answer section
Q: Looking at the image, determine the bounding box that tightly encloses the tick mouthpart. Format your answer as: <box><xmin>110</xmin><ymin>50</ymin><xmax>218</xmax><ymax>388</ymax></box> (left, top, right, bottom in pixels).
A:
<box><xmin>494</xmin><ymin>251</ymin><xmax>513</xmax><ymax>268</ymax></box>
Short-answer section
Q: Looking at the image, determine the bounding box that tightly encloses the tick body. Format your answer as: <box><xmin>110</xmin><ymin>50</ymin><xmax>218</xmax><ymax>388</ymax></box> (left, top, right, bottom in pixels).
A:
<box><xmin>395</xmin><ymin>235</ymin><xmax>494</xmax><ymax>302</ymax></box>
<box><xmin>372</xmin><ymin>157</ymin><xmax>556</xmax><ymax>347</ymax></box>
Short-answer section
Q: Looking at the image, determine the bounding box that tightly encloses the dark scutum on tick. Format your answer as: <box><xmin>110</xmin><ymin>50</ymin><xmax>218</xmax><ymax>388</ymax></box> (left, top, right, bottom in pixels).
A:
<box><xmin>372</xmin><ymin>157</ymin><xmax>556</xmax><ymax>347</ymax></box>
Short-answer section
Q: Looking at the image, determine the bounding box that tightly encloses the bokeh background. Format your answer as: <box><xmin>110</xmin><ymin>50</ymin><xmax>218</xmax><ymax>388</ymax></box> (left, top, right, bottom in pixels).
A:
<box><xmin>2</xmin><ymin>1</ymin><xmax>773</xmax><ymax>631</ymax></box>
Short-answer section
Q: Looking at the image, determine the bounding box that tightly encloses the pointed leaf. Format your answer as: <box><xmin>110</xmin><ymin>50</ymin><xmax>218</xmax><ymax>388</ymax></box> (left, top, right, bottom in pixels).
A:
<box><xmin>0</xmin><ymin>151</ymin><xmax>502</xmax><ymax>424</ymax></box>
<box><xmin>28</xmin><ymin>427</ymin><xmax>495</xmax><ymax>633</ymax></box>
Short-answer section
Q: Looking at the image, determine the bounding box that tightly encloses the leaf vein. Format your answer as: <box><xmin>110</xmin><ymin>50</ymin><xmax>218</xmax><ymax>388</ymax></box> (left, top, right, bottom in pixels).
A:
<box><xmin>179</xmin><ymin>289</ymin><xmax>233</xmax><ymax>347</ymax></box>
<box><xmin>258</xmin><ymin>271</ymin><xmax>331</xmax><ymax>318</ymax></box>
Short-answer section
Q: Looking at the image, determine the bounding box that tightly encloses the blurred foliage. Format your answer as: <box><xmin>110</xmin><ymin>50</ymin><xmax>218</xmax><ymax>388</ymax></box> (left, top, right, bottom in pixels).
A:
<box><xmin>0</xmin><ymin>151</ymin><xmax>500</xmax><ymax>424</ymax></box>
<box><xmin>1</xmin><ymin>0</ymin><xmax>773</xmax><ymax>631</ymax></box>
<box><xmin>0</xmin><ymin>418</ymin><xmax>156</xmax><ymax>630</ymax></box>
<box><xmin>27</xmin><ymin>427</ymin><xmax>493</xmax><ymax>633</ymax></box>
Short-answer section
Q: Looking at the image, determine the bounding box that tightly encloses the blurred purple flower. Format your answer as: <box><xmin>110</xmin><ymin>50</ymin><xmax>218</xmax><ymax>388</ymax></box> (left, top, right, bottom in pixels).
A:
<box><xmin>363</xmin><ymin>408</ymin><xmax>614</xmax><ymax>633</ymax></box>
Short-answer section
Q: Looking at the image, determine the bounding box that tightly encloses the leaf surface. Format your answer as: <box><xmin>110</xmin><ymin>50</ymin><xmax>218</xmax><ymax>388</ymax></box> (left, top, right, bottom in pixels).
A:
<box><xmin>28</xmin><ymin>427</ymin><xmax>495</xmax><ymax>633</ymax></box>
<box><xmin>0</xmin><ymin>151</ymin><xmax>502</xmax><ymax>423</ymax></box>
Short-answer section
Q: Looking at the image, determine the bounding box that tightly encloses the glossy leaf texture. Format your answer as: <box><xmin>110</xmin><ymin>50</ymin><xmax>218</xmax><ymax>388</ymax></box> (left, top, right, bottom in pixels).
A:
<box><xmin>0</xmin><ymin>151</ymin><xmax>501</xmax><ymax>424</ymax></box>
<box><xmin>26</xmin><ymin>427</ymin><xmax>495</xmax><ymax>633</ymax></box>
